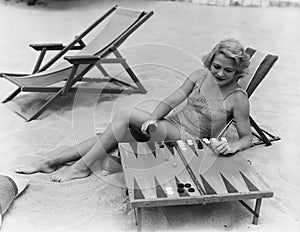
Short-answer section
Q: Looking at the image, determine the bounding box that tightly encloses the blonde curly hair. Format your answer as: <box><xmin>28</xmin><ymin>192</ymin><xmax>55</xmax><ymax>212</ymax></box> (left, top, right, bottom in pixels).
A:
<box><xmin>202</xmin><ymin>38</ymin><xmax>250</xmax><ymax>79</ymax></box>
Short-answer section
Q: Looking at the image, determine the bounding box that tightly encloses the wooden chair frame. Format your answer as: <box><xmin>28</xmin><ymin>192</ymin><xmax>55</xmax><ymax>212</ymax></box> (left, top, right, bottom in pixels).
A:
<box><xmin>216</xmin><ymin>47</ymin><xmax>280</xmax><ymax>146</ymax></box>
<box><xmin>1</xmin><ymin>5</ymin><xmax>154</xmax><ymax>121</ymax></box>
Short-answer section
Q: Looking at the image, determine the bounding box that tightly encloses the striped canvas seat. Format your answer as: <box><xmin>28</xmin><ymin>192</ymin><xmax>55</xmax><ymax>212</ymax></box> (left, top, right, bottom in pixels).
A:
<box><xmin>216</xmin><ymin>47</ymin><xmax>280</xmax><ymax>146</ymax></box>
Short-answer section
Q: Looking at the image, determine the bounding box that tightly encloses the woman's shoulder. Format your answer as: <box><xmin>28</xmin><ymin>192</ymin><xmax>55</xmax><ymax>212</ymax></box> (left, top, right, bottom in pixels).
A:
<box><xmin>229</xmin><ymin>89</ymin><xmax>249</xmax><ymax>107</ymax></box>
<box><xmin>225</xmin><ymin>89</ymin><xmax>249</xmax><ymax>114</ymax></box>
<box><xmin>224</xmin><ymin>81</ymin><xmax>248</xmax><ymax>98</ymax></box>
<box><xmin>188</xmin><ymin>68</ymin><xmax>208</xmax><ymax>83</ymax></box>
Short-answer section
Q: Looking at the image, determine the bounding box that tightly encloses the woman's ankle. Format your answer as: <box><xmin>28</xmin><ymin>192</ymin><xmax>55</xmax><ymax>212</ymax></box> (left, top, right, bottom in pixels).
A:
<box><xmin>72</xmin><ymin>160</ymin><xmax>91</xmax><ymax>172</ymax></box>
<box><xmin>44</xmin><ymin>157</ymin><xmax>60</xmax><ymax>168</ymax></box>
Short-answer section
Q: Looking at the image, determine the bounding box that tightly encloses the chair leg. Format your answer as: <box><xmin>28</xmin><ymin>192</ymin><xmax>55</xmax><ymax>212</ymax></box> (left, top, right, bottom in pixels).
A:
<box><xmin>96</xmin><ymin>56</ymin><xmax>146</xmax><ymax>92</ymax></box>
<box><xmin>28</xmin><ymin>63</ymin><xmax>96</xmax><ymax>121</ymax></box>
<box><xmin>27</xmin><ymin>90</ymin><xmax>63</xmax><ymax>121</ymax></box>
<box><xmin>134</xmin><ymin>207</ymin><xmax>142</xmax><ymax>232</ymax></box>
<box><xmin>112</xmin><ymin>49</ymin><xmax>147</xmax><ymax>94</ymax></box>
<box><xmin>62</xmin><ymin>64</ymin><xmax>79</xmax><ymax>95</ymax></box>
<box><xmin>124</xmin><ymin>63</ymin><xmax>147</xmax><ymax>94</ymax></box>
<box><xmin>2</xmin><ymin>87</ymin><xmax>21</xmax><ymax>103</ymax></box>
<box><xmin>239</xmin><ymin>199</ymin><xmax>262</xmax><ymax>225</ymax></box>
<box><xmin>32</xmin><ymin>47</ymin><xmax>47</xmax><ymax>74</ymax></box>
<box><xmin>250</xmin><ymin>116</ymin><xmax>272</xmax><ymax>146</ymax></box>
<box><xmin>95</xmin><ymin>63</ymin><xmax>133</xmax><ymax>87</ymax></box>
<box><xmin>96</xmin><ymin>63</ymin><xmax>110</xmax><ymax>78</ymax></box>
<box><xmin>252</xmin><ymin>198</ymin><xmax>262</xmax><ymax>225</ymax></box>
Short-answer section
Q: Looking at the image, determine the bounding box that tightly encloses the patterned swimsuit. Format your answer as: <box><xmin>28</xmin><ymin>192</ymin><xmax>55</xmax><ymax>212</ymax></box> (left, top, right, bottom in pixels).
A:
<box><xmin>166</xmin><ymin>69</ymin><xmax>247</xmax><ymax>139</ymax></box>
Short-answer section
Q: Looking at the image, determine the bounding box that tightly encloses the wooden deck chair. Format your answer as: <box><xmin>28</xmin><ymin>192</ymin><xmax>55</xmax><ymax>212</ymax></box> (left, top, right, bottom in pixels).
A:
<box><xmin>0</xmin><ymin>5</ymin><xmax>154</xmax><ymax>121</ymax></box>
<box><xmin>216</xmin><ymin>47</ymin><xmax>281</xmax><ymax>146</ymax></box>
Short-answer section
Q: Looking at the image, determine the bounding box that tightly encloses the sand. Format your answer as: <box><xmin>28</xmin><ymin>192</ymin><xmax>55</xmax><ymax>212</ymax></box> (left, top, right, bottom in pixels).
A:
<box><xmin>0</xmin><ymin>0</ymin><xmax>299</xmax><ymax>231</ymax></box>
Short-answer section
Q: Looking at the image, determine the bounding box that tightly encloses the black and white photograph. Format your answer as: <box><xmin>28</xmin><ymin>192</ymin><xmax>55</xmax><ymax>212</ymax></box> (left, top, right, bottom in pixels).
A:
<box><xmin>0</xmin><ymin>0</ymin><xmax>299</xmax><ymax>231</ymax></box>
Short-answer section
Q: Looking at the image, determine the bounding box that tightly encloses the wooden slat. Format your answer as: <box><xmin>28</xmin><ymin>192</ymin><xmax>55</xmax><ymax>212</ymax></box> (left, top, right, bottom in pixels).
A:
<box><xmin>130</xmin><ymin>191</ymin><xmax>273</xmax><ymax>208</ymax></box>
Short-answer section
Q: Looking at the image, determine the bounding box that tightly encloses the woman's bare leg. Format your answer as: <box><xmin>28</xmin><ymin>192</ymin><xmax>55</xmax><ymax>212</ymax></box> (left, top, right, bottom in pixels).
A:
<box><xmin>50</xmin><ymin>108</ymin><xmax>181</xmax><ymax>182</ymax></box>
<box><xmin>15</xmin><ymin>137</ymin><xmax>98</xmax><ymax>174</ymax></box>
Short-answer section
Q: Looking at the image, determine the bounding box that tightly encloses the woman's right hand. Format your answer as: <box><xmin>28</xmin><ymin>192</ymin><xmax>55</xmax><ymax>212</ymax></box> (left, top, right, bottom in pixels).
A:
<box><xmin>210</xmin><ymin>137</ymin><xmax>239</xmax><ymax>155</ymax></box>
<box><xmin>141</xmin><ymin>120</ymin><xmax>158</xmax><ymax>135</ymax></box>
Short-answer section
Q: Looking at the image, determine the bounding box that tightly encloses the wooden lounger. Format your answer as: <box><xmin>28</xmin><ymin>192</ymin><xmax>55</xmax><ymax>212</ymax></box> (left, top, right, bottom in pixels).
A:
<box><xmin>1</xmin><ymin>5</ymin><xmax>153</xmax><ymax>121</ymax></box>
<box><xmin>119</xmin><ymin>139</ymin><xmax>273</xmax><ymax>231</ymax></box>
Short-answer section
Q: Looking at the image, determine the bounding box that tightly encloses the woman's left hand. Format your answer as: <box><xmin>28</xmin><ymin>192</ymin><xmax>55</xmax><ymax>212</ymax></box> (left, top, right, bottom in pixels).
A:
<box><xmin>141</xmin><ymin>120</ymin><xmax>158</xmax><ymax>135</ymax></box>
<box><xmin>210</xmin><ymin>138</ymin><xmax>239</xmax><ymax>155</ymax></box>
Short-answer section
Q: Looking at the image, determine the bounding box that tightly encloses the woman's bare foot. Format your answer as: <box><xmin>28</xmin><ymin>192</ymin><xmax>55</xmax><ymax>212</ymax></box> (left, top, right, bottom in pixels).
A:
<box><xmin>15</xmin><ymin>159</ymin><xmax>57</xmax><ymax>174</ymax></box>
<box><xmin>50</xmin><ymin>163</ymin><xmax>91</xmax><ymax>182</ymax></box>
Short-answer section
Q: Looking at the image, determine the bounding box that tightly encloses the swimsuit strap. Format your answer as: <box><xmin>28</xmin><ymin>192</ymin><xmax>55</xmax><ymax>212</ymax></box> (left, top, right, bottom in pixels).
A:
<box><xmin>223</xmin><ymin>87</ymin><xmax>248</xmax><ymax>100</ymax></box>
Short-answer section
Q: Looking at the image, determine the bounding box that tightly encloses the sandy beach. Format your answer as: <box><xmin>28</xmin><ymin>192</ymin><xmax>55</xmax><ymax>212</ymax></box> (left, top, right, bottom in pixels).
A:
<box><xmin>0</xmin><ymin>0</ymin><xmax>300</xmax><ymax>231</ymax></box>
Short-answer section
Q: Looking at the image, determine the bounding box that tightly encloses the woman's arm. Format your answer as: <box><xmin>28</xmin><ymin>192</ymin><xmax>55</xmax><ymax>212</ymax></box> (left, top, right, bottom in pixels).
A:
<box><xmin>231</xmin><ymin>92</ymin><xmax>253</xmax><ymax>151</ymax></box>
<box><xmin>147</xmin><ymin>76</ymin><xmax>195</xmax><ymax>121</ymax></box>
<box><xmin>213</xmin><ymin>92</ymin><xmax>252</xmax><ymax>155</ymax></box>
<box><xmin>140</xmin><ymin>70</ymin><xmax>200</xmax><ymax>135</ymax></box>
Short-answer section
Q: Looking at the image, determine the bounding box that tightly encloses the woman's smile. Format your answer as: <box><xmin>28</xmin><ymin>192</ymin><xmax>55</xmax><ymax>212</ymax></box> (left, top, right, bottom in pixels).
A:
<box><xmin>214</xmin><ymin>75</ymin><xmax>226</xmax><ymax>81</ymax></box>
<box><xmin>210</xmin><ymin>53</ymin><xmax>236</xmax><ymax>85</ymax></box>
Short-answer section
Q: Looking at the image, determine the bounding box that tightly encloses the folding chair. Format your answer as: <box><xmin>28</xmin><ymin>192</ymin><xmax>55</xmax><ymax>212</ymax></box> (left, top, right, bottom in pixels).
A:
<box><xmin>0</xmin><ymin>5</ymin><xmax>153</xmax><ymax>121</ymax></box>
<box><xmin>216</xmin><ymin>47</ymin><xmax>281</xmax><ymax>146</ymax></box>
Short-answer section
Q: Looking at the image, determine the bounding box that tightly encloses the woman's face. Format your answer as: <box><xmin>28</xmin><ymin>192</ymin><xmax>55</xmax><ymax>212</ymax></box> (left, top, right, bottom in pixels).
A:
<box><xmin>210</xmin><ymin>53</ymin><xmax>236</xmax><ymax>86</ymax></box>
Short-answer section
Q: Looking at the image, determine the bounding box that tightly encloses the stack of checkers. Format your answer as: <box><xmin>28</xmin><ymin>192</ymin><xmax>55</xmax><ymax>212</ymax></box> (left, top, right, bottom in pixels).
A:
<box><xmin>177</xmin><ymin>182</ymin><xmax>195</xmax><ymax>193</ymax></box>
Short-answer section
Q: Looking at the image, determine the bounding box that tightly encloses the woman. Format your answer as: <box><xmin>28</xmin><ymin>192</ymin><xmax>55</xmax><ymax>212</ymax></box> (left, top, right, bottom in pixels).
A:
<box><xmin>16</xmin><ymin>38</ymin><xmax>253</xmax><ymax>182</ymax></box>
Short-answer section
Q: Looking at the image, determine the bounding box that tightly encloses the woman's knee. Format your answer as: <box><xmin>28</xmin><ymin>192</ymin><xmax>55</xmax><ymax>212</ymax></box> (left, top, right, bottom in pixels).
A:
<box><xmin>111</xmin><ymin>108</ymin><xmax>131</xmax><ymax>126</ymax></box>
<box><xmin>113</xmin><ymin>108</ymin><xmax>149</xmax><ymax>125</ymax></box>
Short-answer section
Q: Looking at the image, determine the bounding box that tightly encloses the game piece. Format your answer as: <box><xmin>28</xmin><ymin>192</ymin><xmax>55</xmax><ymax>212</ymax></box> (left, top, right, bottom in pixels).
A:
<box><xmin>188</xmin><ymin>187</ymin><xmax>195</xmax><ymax>192</ymax></box>
<box><xmin>184</xmin><ymin>183</ymin><xmax>191</xmax><ymax>188</ymax></box>
<box><xmin>177</xmin><ymin>188</ymin><xmax>184</xmax><ymax>193</ymax></box>
<box><xmin>177</xmin><ymin>183</ymin><xmax>184</xmax><ymax>188</ymax></box>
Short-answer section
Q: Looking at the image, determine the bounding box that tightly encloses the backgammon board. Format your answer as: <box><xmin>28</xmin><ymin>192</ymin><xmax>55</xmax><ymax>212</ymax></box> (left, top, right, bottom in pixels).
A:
<box><xmin>119</xmin><ymin>139</ymin><xmax>273</xmax><ymax>230</ymax></box>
